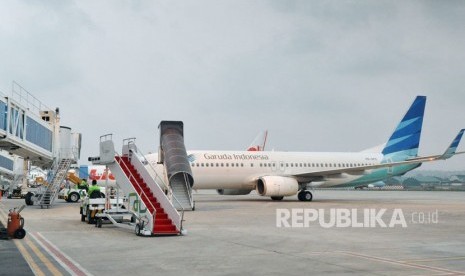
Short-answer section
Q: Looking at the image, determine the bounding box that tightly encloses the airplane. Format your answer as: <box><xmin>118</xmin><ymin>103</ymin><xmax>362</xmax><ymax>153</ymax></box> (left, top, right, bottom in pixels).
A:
<box><xmin>80</xmin><ymin>131</ymin><xmax>269</xmax><ymax>188</ymax></box>
<box><xmin>145</xmin><ymin>96</ymin><xmax>464</xmax><ymax>201</ymax></box>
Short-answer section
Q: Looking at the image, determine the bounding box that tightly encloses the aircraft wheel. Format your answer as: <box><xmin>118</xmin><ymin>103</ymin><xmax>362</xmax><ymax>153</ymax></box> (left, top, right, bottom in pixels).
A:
<box><xmin>302</xmin><ymin>190</ymin><xmax>313</xmax><ymax>201</ymax></box>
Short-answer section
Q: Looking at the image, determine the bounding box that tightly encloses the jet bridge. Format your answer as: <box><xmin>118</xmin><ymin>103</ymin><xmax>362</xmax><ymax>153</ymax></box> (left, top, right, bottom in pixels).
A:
<box><xmin>0</xmin><ymin>82</ymin><xmax>82</xmax><ymax>208</ymax></box>
<box><xmin>158</xmin><ymin>121</ymin><xmax>194</xmax><ymax>210</ymax></box>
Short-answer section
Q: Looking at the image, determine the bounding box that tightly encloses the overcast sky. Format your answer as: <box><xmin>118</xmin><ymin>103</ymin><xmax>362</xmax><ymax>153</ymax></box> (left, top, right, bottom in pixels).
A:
<box><xmin>1</xmin><ymin>1</ymin><xmax>464</xmax><ymax>171</ymax></box>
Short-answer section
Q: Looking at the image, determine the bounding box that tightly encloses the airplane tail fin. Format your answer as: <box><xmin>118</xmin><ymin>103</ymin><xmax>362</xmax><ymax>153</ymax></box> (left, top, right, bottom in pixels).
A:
<box><xmin>247</xmin><ymin>130</ymin><xmax>268</xmax><ymax>151</ymax></box>
<box><xmin>440</xmin><ymin>129</ymin><xmax>465</xmax><ymax>159</ymax></box>
<box><xmin>382</xmin><ymin>96</ymin><xmax>426</xmax><ymax>160</ymax></box>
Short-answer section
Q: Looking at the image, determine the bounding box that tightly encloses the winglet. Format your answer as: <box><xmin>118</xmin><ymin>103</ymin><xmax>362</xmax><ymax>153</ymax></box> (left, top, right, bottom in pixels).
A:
<box><xmin>441</xmin><ymin>129</ymin><xmax>465</xmax><ymax>159</ymax></box>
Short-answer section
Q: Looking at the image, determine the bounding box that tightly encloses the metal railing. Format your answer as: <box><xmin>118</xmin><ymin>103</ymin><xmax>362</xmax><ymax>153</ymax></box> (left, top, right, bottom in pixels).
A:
<box><xmin>11</xmin><ymin>81</ymin><xmax>52</xmax><ymax>116</ymax></box>
<box><xmin>37</xmin><ymin>148</ymin><xmax>78</xmax><ymax>207</ymax></box>
<box><xmin>123</xmin><ymin>139</ymin><xmax>185</xmax><ymax>231</ymax></box>
<box><xmin>114</xmin><ymin>153</ymin><xmax>158</xmax><ymax>233</ymax></box>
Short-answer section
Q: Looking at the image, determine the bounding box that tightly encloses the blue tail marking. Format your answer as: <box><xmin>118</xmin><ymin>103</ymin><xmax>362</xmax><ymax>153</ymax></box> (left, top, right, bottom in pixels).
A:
<box><xmin>382</xmin><ymin>96</ymin><xmax>426</xmax><ymax>158</ymax></box>
<box><xmin>442</xmin><ymin>129</ymin><xmax>465</xmax><ymax>159</ymax></box>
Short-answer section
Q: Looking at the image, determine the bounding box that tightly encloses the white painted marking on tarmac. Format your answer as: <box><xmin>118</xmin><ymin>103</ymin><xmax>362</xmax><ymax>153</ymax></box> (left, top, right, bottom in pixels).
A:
<box><xmin>29</xmin><ymin>232</ymin><xmax>93</xmax><ymax>276</ymax></box>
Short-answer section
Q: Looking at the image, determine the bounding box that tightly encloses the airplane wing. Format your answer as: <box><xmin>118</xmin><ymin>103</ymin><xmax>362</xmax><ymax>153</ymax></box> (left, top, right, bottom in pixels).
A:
<box><xmin>292</xmin><ymin>129</ymin><xmax>465</xmax><ymax>179</ymax></box>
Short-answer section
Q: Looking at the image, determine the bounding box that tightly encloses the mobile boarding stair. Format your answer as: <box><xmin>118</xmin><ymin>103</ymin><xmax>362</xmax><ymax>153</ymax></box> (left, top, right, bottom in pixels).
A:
<box><xmin>34</xmin><ymin>156</ymin><xmax>73</xmax><ymax>208</ymax></box>
<box><xmin>90</xmin><ymin>135</ymin><xmax>185</xmax><ymax>236</ymax></box>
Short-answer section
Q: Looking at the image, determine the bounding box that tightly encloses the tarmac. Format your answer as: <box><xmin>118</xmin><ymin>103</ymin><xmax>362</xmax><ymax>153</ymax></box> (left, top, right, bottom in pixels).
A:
<box><xmin>0</xmin><ymin>190</ymin><xmax>464</xmax><ymax>276</ymax></box>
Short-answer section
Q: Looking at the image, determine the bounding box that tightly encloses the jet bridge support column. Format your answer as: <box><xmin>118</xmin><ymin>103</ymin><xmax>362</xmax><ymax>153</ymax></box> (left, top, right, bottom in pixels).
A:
<box><xmin>159</xmin><ymin>121</ymin><xmax>194</xmax><ymax>210</ymax></box>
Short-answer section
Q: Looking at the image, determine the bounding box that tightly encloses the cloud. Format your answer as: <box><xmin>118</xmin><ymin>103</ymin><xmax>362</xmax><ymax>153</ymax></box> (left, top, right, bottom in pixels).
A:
<box><xmin>0</xmin><ymin>1</ymin><xmax>464</xmax><ymax>170</ymax></box>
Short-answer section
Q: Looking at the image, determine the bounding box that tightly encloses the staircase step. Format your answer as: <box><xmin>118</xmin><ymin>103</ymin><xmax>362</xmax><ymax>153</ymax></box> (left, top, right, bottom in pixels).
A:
<box><xmin>155</xmin><ymin>218</ymin><xmax>172</xmax><ymax>225</ymax></box>
<box><xmin>156</xmin><ymin>213</ymin><xmax>168</xmax><ymax>219</ymax></box>
<box><xmin>153</xmin><ymin>224</ymin><xmax>176</xmax><ymax>232</ymax></box>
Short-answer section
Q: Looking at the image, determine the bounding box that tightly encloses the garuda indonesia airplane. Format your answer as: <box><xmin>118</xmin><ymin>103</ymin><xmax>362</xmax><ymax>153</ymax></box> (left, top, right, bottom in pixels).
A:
<box><xmin>147</xmin><ymin>96</ymin><xmax>464</xmax><ymax>201</ymax></box>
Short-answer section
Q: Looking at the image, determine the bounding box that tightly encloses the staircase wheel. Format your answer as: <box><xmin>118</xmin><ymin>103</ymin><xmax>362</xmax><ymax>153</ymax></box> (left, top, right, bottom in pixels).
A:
<box><xmin>135</xmin><ymin>224</ymin><xmax>142</xmax><ymax>236</ymax></box>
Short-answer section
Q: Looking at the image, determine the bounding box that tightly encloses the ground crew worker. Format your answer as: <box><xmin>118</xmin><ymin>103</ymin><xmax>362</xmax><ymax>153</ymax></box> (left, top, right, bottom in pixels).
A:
<box><xmin>88</xmin><ymin>180</ymin><xmax>102</xmax><ymax>221</ymax></box>
<box><xmin>78</xmin><ymin>179</ymin><xmax>89</xmax><ymax>192</ymax></box>
<box><xmin>88</xmin><ymin>180</ymin><xmax>101</xmax><ymax>198</ymax></box>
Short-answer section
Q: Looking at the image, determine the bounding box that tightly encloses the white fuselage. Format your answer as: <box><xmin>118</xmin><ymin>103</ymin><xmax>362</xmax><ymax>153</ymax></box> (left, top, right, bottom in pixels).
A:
<box><xmin>146</xmin><ymin>150</ymin><xmax>390</xmax><ymax>190</ymax></box>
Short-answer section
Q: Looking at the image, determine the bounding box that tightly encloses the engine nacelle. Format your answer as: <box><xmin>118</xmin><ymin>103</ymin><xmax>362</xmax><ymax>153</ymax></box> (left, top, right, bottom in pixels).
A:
<box><xmin>217</xmin><ymin>189</ymin><xmax>253</xmax><ymax>195</ymax></box>
<box><xmin>256</xmin><ymin>176</ymin><xmax>299</xmax><ymax>197</ymax></box>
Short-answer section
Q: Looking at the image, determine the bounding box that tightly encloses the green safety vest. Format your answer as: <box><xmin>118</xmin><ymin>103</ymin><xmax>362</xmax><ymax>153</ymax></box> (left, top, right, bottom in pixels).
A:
<box><xmin>88</xmin><ymin>185</ymin><xmax>100</xmax><ymax>195</ymax></box>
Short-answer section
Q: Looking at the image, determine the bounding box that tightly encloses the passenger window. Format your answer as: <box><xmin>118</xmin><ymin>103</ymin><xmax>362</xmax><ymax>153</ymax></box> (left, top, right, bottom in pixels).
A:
<box><xmin>241</xmin><ymin>163</ymin><xmax>244</xmax><ymax>167</ymax></box>
<box><xmin>251</xmin><ymin>163</ymin><xmax>254</xmax><ymax>167</ymax></box>
<box><xmin>206</xmin><ymin>163</ymin><xmax>209</xmax><ymax>167</ymax></box>
<box><xmin>216</xmin><ymin>163</ymin><xmax>219</xmax><ymax>167</ymax></box>
<box><xmin>232</xmin><ymin>163</ymin><xmax>235</xmax><ymax>167</ymax></box>
<box><xmin>226</xmin><ymin>163</ymin><xmax>229</xmax><ymax>167</ymax></box>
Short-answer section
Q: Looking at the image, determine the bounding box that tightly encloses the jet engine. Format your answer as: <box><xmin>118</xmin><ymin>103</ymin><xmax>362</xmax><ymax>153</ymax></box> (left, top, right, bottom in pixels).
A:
<box><xmin>256</xmin><ymin>176</ymin><xmax>299</xmax><ymax>197</ymax></box>
<box><xmin>217</xmin><ymin>189</ymin><xmax>253</xmax><ymax>195</ymax></box>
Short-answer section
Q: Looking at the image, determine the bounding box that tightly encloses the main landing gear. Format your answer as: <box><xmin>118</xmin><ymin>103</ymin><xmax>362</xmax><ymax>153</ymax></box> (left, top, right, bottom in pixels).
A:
<box><xmin>297</xmin><ymin>190</ymin><xmax>313</xmax><ymax>202</ymax></box>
